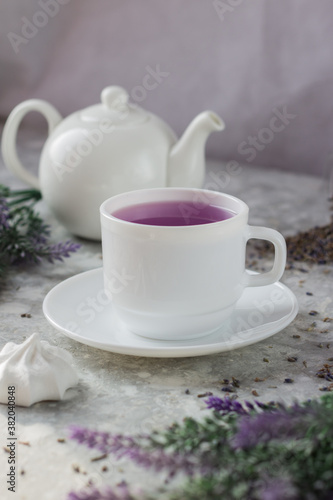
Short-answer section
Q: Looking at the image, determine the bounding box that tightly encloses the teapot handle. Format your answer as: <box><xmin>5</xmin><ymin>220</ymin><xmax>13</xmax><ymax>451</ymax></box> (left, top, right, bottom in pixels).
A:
<box><xmin>1</xmin><ymin>99</ymin><xmax>62</xmax><ymax>190</ymax></box>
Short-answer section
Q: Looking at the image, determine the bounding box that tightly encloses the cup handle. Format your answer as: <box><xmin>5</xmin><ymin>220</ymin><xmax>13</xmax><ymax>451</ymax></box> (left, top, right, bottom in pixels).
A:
<box><xmin>244</xmin><ymin>225</ymin><xmax>287</xmax><ymax>287</ymax></box>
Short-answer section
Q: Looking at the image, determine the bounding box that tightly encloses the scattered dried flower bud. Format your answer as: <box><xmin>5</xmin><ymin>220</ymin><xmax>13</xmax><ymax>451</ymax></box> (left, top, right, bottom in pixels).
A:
<box><xmin>91</xmin><ymin>454</ymin><xmax>108</xmax><ymax>462</ymax></box>
<box><xmin>221</xmin><ymin>386</ymin><xmax>236</xmax><ymax>393</ymax></box>
<box><xmin>232</xmin><ymin>377</ymin><xmax>240</xmax><ymax>388</ymax></box>
<box><xmin>197</xmin><ymin>392</ymin><xmax>213</xmax><ymax>398</ymax></box>
<box><xmin>284</xmin><ymin>378</ymin><xmax>294</xmax><ymax>384</ymax></box>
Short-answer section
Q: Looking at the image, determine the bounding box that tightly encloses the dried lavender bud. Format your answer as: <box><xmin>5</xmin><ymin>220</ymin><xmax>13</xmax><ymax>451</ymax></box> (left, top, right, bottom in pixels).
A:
<box><xmin>221</xmin><ymin>386</ymin><xmax>236</xmax><ymax>393</ymax></box>
<box><xmin>231</xmin><ymin>377</ymin><xmax>240</xmax><ymax>388</ymax></box>
<box><xmin>197</xmin><ymin>392</ymin><xmax>213</xmax><ymax>398</ymax></box>
<box><xmin>316</xmin><ymin>364</ymin><xmax>333</xmax><ymax>381</ymax></box>
<box><xmin>90</xmin><ymin>454</ymin><xmax>108</xmax><ymax>462</ymax></box>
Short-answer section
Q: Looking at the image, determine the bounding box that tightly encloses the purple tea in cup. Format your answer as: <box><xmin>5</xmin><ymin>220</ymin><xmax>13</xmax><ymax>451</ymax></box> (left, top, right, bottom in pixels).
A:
<box><xmin>111</xmin><ymin>200</ymin><xmax>235</xmax><ymax>226</ymax></box>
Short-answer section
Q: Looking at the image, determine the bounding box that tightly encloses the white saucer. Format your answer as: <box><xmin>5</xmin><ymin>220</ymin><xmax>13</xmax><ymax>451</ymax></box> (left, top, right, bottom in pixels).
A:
<box><xmin>43</xmin><ymin>268</ymin><xmax>298</xmax><ymax>358</ymax></box>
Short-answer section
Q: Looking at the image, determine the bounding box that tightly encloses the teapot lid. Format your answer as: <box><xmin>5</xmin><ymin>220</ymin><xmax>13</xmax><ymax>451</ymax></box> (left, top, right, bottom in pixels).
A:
<box><xmin>79</xmin><ymin>86</ymin><xmax>148</xmax><ymax>126</ymax></box>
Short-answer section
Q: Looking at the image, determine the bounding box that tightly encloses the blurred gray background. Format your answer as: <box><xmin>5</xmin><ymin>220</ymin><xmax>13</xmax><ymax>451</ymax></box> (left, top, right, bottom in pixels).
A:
<box><xmin>0</xmin><ymin>0</ymin><xmax>332</xmax><ymax>175</ymax></box>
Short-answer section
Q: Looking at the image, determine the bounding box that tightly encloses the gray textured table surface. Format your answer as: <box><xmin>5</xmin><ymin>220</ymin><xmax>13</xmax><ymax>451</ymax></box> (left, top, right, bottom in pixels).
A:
<box><xmin>0</xmin><ymin>131</ymin><xmax>332</xmax><ymax>499</ymax></box>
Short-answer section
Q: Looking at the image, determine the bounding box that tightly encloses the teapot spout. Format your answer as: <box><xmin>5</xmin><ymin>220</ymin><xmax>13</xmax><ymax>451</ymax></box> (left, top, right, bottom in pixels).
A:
<box><xmin>167</xmin><ymin>111</ymin><xmax>225</xmax><ymax>188</ymax></box>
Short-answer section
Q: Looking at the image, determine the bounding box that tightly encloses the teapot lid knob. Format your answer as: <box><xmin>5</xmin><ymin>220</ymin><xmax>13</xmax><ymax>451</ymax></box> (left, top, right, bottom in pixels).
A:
<box><xmin>101</xmin><ymin>86</ymin><xmax>129</xmax><ymax>109</ymax></box>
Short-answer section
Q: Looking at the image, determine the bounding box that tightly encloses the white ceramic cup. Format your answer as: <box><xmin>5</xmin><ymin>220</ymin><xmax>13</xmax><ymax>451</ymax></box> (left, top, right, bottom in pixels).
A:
<box><xmin>100</xmin><ymin>188</ymin><xmax>286</xmax><ymax>341</ymax></box>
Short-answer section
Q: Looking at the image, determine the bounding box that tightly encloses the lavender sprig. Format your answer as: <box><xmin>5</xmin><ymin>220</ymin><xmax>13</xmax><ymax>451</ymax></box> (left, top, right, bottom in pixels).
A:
<box><xmin>69</xmin><ymin>426</ymin><xmax>196</xmax><ymax>477</ymax></box>
<box><xmin>68</xmin><ymin>483</ymin><xmax>138</xmax><ymax>500</ymax></box>
<box><xmin>232</xmin><ymin>404</ymin><xmax>311</xmax><ymax>449</ymax></box>
<box><xmin>41</xmin><ymin>241</ymin><xmax>82</xmax><ymax>263</ymax></box>
<box><xmin>204</xmin><ymin>395</ymin><xmax>248</xmax><ymax>415</ymax></box>
<box><xmin>68</xmin><ymin>395</ymin><xmax>333</xmax><ymax>500</ymax></box>
<box><xmin>205</xmin><ymin>396</ymin><xmax>314</xmax><ymax>449</ymax></box>
<box><xmin>204</xmin><ymin>395</ymin><xmax>276</xmax><ymax>415</ymax></box>
<box><xmin>0</xmin><ymin>185</ymin><xmax>80</xmax><ymax>279</ymax></box>
<box><xmin>257</xmin><ymin>477</ymin><xmax>297</xmax><ymax>500</ymax></box>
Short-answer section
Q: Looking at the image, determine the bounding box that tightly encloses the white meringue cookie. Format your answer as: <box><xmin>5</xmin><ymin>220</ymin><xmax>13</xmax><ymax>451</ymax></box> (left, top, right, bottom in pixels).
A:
<box><xmin>0</xmin><ymin>333</ymin><xmax>79</xmax><ymax>407</ymax></box>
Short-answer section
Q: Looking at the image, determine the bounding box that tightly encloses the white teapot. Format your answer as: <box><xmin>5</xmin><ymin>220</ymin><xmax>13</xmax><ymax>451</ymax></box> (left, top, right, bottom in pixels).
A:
<box><xmin>1</xmin><ymin>86</ymin><xmax>224</xmax><ymax>240</ymax></box>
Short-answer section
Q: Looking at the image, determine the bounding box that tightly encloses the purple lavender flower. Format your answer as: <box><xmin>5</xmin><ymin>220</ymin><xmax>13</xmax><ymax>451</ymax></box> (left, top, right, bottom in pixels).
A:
<box><xmin>45</xmin><ymin>241</ymin><xmax>81</xmax><ymax>263</ymax></box>
<box><xmin>31</xmin><ymin>222</ymin><xmax>50</xmax><ymax>245</ymax></box>
<box><xmin>232</xmin><ymin>404</ymin><xmax>311</xmax><ymax>449</ymax></box>
<box><xmin>204</xmin><ymin>396</ymin><xmax>248</xmax><ymax>415</ymax></box>
<box><xmin>69</xmin><ymin>426</ymin><xmax>195</xmax><ymax>477</ymax></box>
<box><xmin>258</xmin><ymin>477</ymin><xmax>297</xmax><ymax>500</ymax></box>
<box><xmin>255</xmin><ymin>400</ymin><xmax>269</xmax><ymax>410</ymax></box>
<box><xmin>0</xmin><ymin>185</ymin><xmax>80</xmax><ymax>280</ymax></box>
<box><xmin>245</xmin><ymin>401</ymin><xmax>255</xmax><ymax>410</ymax></box>
<box><xmin>67</xmin><ymin>483</ymin><xmax>137</xmax><ymax>500</ymax></box>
